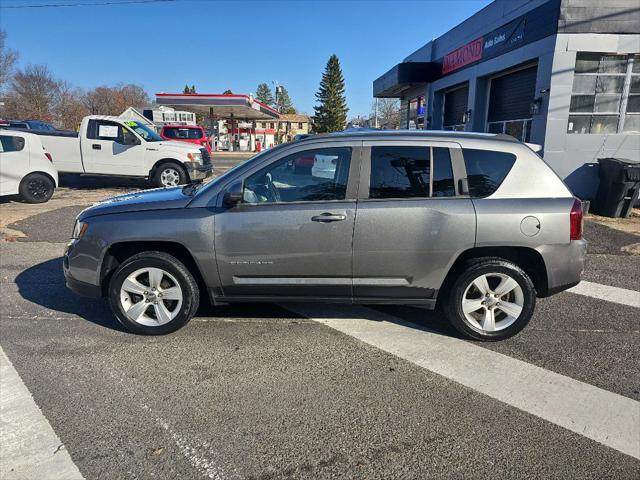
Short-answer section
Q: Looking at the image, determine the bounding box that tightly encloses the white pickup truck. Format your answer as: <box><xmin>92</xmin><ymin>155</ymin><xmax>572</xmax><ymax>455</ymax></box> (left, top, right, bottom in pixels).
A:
<box><xmin>38</xmin><ymin>115</ymin><xmax>212</xmax><ymax>188</ymax></box>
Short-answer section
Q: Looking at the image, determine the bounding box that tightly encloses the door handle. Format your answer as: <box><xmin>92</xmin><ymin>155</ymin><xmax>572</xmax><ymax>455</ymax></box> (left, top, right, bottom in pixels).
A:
<box><xmin>92</xmin><ymin>144</ymin><xmax>101</xmax><ymax>150</ymax></box>
<box><xmin>312</xmin><ymin>212</ymin><xmax>347</xmax><ymax>223</ymax></box>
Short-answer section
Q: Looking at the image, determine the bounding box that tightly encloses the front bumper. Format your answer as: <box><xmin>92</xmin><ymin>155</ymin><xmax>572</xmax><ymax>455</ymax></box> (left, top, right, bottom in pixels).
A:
<box><xmin>184</xmin><ymin>162</ymin><xmax>213</xmax><ymax>181</ymax></box>
<box><xmin>63</xmin><ymin>242</ymin><xmax>102</xmax><ymax>298</ymax></box>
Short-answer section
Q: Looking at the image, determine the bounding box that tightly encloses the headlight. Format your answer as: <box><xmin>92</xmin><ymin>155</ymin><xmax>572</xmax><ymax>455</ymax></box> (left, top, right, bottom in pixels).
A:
<box><xmin>187</xmin><ymin>152</ymin><xmax>203</xmax><ymax>163</ymax></box>
<box><xmin>72</xmin><ymin>220</ymin><xmax>89</xmax><ymax>239</ymax></box>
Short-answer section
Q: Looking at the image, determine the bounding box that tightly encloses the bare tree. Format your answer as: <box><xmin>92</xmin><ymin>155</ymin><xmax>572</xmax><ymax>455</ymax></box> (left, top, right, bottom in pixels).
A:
<box><xmin>0</xmin><ymin>30</ymin><xmax>18</xmax><ymax>93</ymax></box>
<box><xmin>83</xmin><ymin>84</ymin><xmax>149</xmax><ymax>115</ymax></box>
<box><xmin>3</xmin><ymin>65</ymin><xmax>59</xmax><ymax>121</ymax></box>
<box><xmin>372</xmin><ymin>98</ymin><xmax>400</xmax><ymax>129</ymax></box>
<box><xmin>54</xmin><ymin>81</ymin><xmax>88</xmax><ymax>130</ymax></box>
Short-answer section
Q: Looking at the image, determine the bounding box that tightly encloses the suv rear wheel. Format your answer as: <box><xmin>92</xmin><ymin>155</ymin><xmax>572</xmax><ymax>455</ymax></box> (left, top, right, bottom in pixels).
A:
<box><xmin>108</xmin><ymin>251</ymin><xmax>199</xmax><ymax>335</ymax></box>
<box><xmin>444</xmin><ymin>258</ymin><xmax>535</xmax><ymax>341</ymax></box>
<box><xmin>19</xmin><ymin>173</ymin><xmax>55</xmax><ymax>203</ymax></box>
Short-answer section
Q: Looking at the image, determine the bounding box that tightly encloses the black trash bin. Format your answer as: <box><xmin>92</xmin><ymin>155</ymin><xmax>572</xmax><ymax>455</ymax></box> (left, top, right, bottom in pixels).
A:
<box><xmin>593</xmin><ymin>158</ymin><xmax>640</xmax><ymax>218</ymax></box>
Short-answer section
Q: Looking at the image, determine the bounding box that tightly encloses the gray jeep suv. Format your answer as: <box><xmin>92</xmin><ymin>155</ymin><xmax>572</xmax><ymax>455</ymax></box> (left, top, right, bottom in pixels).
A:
<box><xmin>64</xmin><ymin>131</ymin><xmax>586</xmax><ymax>340</ymax></box>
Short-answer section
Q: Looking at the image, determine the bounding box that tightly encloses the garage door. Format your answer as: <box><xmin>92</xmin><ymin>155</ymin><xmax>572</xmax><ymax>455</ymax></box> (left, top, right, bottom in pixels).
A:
<box><xmin>487</xmin><ymin>65</ymin><xmax>537</xmax><ymax>141</ymax></box>
<box><xmin>443</xmin><ymin>85</ymin><xmax>469</xmax><ymax>131</ymax></box>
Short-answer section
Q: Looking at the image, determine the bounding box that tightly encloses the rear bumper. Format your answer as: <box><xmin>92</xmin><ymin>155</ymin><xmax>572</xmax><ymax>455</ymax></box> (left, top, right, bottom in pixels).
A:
<box><xmin>184</xmin><ymin>162</ymin><xmax>213</xmax><ymax>181</ymax></box>
<box><xmin>537</xmin><ymin>239</ymin><xmax>587</xmax><ymax>297</ymax></box>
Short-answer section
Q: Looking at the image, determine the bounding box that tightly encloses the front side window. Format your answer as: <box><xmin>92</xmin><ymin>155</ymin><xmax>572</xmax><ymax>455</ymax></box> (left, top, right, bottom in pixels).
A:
<box><xmin>462</xmin><ymin>148</ymin><xmax>516</xmax><ymax>198</ymax></box>
<box><xmin>243</xmin><ymin>147</ymin><xmax>351</xmax><ymax>204</ymax></box>
<box><xmin>0</xmin><ymin>135</ymin><xmax>26</xmax><ymax>153</ymax></box>
<box><xmin>369</xmin><ymin>146</ymin><xmax>456</xmax><ymax>199</ymax></box>
<box><xmin>568</xmin><ymin>53</ymin><xmax>639</xmax><ymax>134</ymax></box>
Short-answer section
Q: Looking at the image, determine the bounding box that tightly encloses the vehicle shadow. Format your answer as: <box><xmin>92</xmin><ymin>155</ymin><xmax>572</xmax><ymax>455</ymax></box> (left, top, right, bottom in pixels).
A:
<box><xmin>58</xmin><ymin>174</ymin><xmax>150</xmax><ymax>191</ymax></box>
<box><xmin>14</xmin><ymin>257</ymin><xmax>300</xmax><ymax>333</ymax></box>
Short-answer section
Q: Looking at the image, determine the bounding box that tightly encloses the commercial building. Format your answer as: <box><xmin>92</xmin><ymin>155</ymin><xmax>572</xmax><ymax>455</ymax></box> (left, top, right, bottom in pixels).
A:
<box><xmin>373</xmin><ymin>0</ymin><xmax>639</xmax><ymax>198</ymax></box>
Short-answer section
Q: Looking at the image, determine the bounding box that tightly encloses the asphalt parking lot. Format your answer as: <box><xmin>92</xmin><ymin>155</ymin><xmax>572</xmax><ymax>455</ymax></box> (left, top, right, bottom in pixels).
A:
<box><xmin>1</xmin><ymin>166</ymin><xmax>639</xmax><ymax>479</ymax></box>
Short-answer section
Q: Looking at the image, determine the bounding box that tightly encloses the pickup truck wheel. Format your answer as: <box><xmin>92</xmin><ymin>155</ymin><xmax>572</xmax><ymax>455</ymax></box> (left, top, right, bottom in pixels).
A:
<box><xmin>19</xmin><ymin>173</ymin><xmax>55</xmax><ymax>203</ymax></box>
<box><xmin>152</xmin><ymin>162</ymin><xmax>187</xmax><ymax>188</ymax></box>
<box><xmin>108</xmin><ymin>251</ymin><xmax>199</xmax><ymax>335</ymax></box>
<box><xmin>443</xmin><ymin>258</ymin><xmax>535</xmax><ymax>341</ymax></box>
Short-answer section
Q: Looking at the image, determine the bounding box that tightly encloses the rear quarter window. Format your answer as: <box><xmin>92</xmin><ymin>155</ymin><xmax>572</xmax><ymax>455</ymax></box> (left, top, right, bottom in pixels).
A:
<box><xmin>0</xmin><ymin>135</ymin><xmax>26</xmax><ymax>153</ymax></box>
<box><xmin>462</xmin><ymin>148</ymin><xmax>516</xmax><ymax>197</ymax></box>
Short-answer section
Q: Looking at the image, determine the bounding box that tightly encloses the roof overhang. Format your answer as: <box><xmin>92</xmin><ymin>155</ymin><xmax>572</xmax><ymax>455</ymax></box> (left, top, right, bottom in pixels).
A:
<box><xmin>373</xmin><ymin>62</ymin><xmax>441</xmax><ymax>98</ymax></box>
<box><xmin>155</xmin><ymin>93</ymin><xmax>280</xmax><ymax>120</ymax></box>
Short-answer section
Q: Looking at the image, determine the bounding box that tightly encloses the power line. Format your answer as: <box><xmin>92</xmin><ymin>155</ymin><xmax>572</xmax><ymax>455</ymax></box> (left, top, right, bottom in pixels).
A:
<box><xmin>0</xmin><ymin>0</ymin><xmax>176</xmax><ymax>9</ymax></box>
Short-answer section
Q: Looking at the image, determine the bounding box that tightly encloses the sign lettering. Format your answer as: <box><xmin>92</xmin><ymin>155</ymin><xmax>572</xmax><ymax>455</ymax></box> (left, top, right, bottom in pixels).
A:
<box><xmin>442</xmin><ymin>37</ymin><xmax>484</xmax><ymax>74</ymax></box>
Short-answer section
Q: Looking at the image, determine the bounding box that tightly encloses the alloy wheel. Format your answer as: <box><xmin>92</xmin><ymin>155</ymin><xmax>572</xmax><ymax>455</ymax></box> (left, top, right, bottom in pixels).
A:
<box><xmin>27</xmin><ymin>178</ymin><xmax>50</xmax><ymax>199</ymax></box>
<box><xmin>461</xmin><ymin>272</ymin><xmax>524</xmax><ymax>332</ymax></box>
<box><xmin>160</xmin><ymin>168</ymin><xmax>180</xmax><ymax>187</ymax></box>
<box><xmin>119</xmin><ymin>267</ymin><xmax>183</xmax><ymax>326</ymax></box>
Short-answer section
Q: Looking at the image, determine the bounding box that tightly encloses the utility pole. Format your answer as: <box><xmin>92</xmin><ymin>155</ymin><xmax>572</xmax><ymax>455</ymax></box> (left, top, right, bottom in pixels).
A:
<box><xmin>272</xmin><ymin>80</ymin><xmax>282</xmax><ymax>144</ymax></box>
<box><xmin>374</xmin><ymin>97</ymin><xmax>379</xmax><ymax>129</ymax></box>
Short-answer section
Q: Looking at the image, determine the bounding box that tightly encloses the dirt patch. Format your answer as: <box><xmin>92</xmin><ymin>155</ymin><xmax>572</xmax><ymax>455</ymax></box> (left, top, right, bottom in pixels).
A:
<box><xmin>585</xmin><ymin>208</ymin><xmax>640</xmax><ymax>236</ymax></box>
<box><xmin>0</xmin><ymin>185</ymin><xmax>139</xmax><ymax>241</ymax></box>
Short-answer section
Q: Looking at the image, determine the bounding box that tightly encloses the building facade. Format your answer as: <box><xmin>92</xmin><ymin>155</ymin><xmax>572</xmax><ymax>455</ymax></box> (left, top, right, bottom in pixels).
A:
<box><xmin>373</xmin><ymin>0</ymin><xmax>639</xmax><ymax>198</ymax></box>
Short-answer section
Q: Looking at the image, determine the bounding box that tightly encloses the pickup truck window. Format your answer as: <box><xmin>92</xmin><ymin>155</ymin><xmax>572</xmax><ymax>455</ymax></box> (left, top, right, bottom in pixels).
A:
<box><xmin>243</xmin><ymin>147</ymin><xmax>351</xmax><ymax>204</ymax></box>
<box><xmin>89</xmin><ymin>120</ymin><xmax>124</xmax><ymax>142</ymax></box>
<box><xmin>0</xmin><ymin>135</ymin><xmax>26</xmax><ymax>153</ymax></box>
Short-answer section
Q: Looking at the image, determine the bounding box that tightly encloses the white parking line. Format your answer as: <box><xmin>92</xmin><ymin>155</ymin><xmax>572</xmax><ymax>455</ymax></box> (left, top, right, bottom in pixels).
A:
<box><xmin>0</xmin><ymin>347</ymin><xmax>84</xmax><ymax>480</ymax></box>
<box><xmin>568</xmin><ymin>281</ymin><xmax>640</xmax><ymax>308</ymax></box>
<box><xmin>285</xmin><ymin>304</ymin><xmax>640</xmax><ymax>460</ymax></box>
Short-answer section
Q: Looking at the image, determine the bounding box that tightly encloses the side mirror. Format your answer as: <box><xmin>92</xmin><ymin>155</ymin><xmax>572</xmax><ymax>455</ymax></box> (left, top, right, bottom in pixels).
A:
<box><xmin>223</xmin><ymin>190</ymin><xmax>243</xmax><ymax>207</ymax></box>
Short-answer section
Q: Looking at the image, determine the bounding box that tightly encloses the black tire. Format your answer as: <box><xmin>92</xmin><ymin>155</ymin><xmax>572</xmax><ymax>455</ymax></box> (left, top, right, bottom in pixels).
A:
<box><xmin>151</xmin><ymin>162</ymin><xmax>187</xmax><ymax>188</ymax></box>
<box><xmin>108</xmin><ymin>251</ymin><xmax>199</xmax><ymax>335</ymax></box>
<box><xmin>19</xmin><ymin>173</ymin><xmax>55</xmax><ymax>203</ymax></box>
<box><xmin>443</xmin><ymin>257</ymin><xmax>536</xmax><ymax>341</ymax></box>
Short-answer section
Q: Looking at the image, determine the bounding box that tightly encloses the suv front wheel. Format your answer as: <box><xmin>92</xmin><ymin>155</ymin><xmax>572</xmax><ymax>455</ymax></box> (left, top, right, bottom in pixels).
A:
<box><xmin>444</xmin><ymin>258</ymin><xmax>536</xmax><ymax>341</ymax></box>
<box><xmin>108</xmin><ymin>251</ymin><xmax>199</xmax><ymax>335</ymax></box>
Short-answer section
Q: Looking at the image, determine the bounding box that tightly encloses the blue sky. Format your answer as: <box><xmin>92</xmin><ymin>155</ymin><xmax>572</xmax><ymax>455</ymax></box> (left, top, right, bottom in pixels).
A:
<box><xmin>1</xmin><ymin>0</ymin><xmax>491</xmax><ymax>117</ymax></box>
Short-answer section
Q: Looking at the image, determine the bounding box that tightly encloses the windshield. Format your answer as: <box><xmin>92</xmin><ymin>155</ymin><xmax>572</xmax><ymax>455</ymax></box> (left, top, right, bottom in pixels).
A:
<box><xmin>194</xmin><ymin>144</ymin><xmax>290</xmax><ymax>197</ymax></box>
<box><xmin>163</xmin><ymin>127</ymin><xmax>203</xmax><ymax>140</ymax></box>
<box><xmin>123</xmin><ymin>121</ymin><xmax>163</xmax><ymax>142</ymax></box>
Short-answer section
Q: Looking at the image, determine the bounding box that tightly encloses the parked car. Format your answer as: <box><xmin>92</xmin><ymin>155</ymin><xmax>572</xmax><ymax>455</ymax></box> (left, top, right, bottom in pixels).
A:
<box><xmin>160</xmin><ymin>124</ymin><xmax>212</xmax><ymax>154</ymax></box>
<box><xmin>64</xmin><ymin>131</ymin><xmax>586</xmax><ymax>340</ymax></box>
<box><xmin>0</xmin><ymin>131</ymin><xmax>58</xmax><ymax>203</ymax></box>
<box><xmin>37</xmin><ymin>116</ymin><xmax>212</xmax><ymax>188</ymax></box>
<box><xmin>0</xmin><ymin>119</ymin><xmax>75</xmax><ymax>136</ymax></box>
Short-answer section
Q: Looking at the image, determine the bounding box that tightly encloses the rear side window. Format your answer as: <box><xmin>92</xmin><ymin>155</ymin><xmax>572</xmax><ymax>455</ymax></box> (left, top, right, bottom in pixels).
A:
<box><xmin>0</xmin><ymin>135</ymin><xmax>26</xmax><ymax>153</ymax></box>
<box><xmin>462</xmin><ymin>148</ymin><xmax>516</xmax><ymax>197</ymax></box>
<box><xmin>369</xmin><ymin>146</ymin><xmax>456</xmax><ymax>199</ymax></box>
<box><xmin>163</xmin><ymin>127</ymin><xmax>203</xmax><ymax>139</ymax></box>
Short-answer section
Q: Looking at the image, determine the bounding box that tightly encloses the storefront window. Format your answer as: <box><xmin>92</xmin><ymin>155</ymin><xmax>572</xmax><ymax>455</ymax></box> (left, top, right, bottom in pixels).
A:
<box><xmin>408</xmin><ymin>98</ymin><xmax>418</xmax><ymax>129</ymax></box>
<box><xmin>568</xmin><ymin>53</ymin><xmax>639</xmax><ymax>134</ymax></box>
<box><xmin>417</xmin><ymin>96</ymin><xmax>425</xmax><ymax>129</ymax></box>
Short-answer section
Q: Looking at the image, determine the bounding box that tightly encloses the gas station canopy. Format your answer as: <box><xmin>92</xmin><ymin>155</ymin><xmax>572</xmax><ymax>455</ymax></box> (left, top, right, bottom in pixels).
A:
<box><xmin>155</xmin><ymin>93</ymin><xmax>279</xmax><ymax>120</ymax></box>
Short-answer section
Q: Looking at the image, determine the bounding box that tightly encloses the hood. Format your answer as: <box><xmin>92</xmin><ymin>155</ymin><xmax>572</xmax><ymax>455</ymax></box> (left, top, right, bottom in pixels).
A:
<box><xmin>78</xmin><ymin>187</ymin><xmax>192</xmax><ymax>220</ymax></box>
<box><xmin>154</xmin><ymin>140</ymin><xmax>203</xmax><ymax>152</ymax></box>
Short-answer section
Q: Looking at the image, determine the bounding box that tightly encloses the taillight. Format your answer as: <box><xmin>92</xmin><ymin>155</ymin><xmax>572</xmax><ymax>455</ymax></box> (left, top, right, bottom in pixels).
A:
<box><xmin>45</xmin><ymin>152</ymin><xmax>53</xmax><ymax>163</ymax></box>
<box><xmin>570</xmin><ymin>198</ymin><xmax>583</xmax><ymax>240</ymax></box>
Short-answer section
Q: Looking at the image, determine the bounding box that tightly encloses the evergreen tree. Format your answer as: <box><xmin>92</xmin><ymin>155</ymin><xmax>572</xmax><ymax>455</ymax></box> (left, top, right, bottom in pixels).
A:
<box><xmin>183</xmin><ymin>84</ymin><xmax>190</xmax><ymax>94</ymax></box>
<box><xmin>190</xmin><ymin>84</ymin><xmax>196</xmax><ymax>93</ymax></box>
<box><xmin>313</xmin><ymin>54</ymin><xmax>348</xmax><ymax>132</ymax></box>
<box><xmin>223</xmin><ymin>89</ymin><xmax>233</xmax><ymax>94</ymax></box>
<box><xmin>255</xmin><ymin>83</ymin><xmax>274</xmax><ymax>106</ymax></box>
<box><xmin>276</xmin><ymin>86</ymin><xmax>296</xmax><ymax>114</ymax></box>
